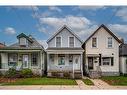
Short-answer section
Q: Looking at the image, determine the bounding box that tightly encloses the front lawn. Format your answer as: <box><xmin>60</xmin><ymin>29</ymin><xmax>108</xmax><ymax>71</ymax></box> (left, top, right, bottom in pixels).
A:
<box><xmin>82</xmin><ymin>79</ymin><xmax>94</xmax><ymax>85</ymax></box>
<box><xmin>1</xmin><ymin>77</ymin><xmax>77</xmax><ymax>85</ymax></box>
<box><xmin>101</xmin><ymin>76</ymin><xmax>127</xmax><ymax>86</ymax></box>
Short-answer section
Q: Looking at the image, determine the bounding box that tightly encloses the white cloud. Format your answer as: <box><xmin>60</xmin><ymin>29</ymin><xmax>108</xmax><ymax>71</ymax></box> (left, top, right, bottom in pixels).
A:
<box><xmin>77</xmin><ymin>6</ymin><xmax>106</xmax><ymax>11</ymax></box>
<box><xmin>116</xmin><ymin>7</ymin><xmax>127</xmax><ymax>21</ymax></box>
<box><xmin>4</xmin><ymin>27</ymin><xmax>16</xmax><ymax>35</ymax></box>
<box><xmin>49</xmin><ymin>6</ymin><xmax>62</xmax><ymax>12</ymax></box>
<box><xmin>109</xmin><ymin>24</ymin><xmax>127</xmax><ymax>33</ymax></box>
<box><xmin>38</xmin><ymin>40</ymin><xmax>48</xmax><ymax>49</ymax></box>
<box><xmin>37</xmin><ymin>15</ymin><xmax>97</xmax><ymax>40</ymax></box>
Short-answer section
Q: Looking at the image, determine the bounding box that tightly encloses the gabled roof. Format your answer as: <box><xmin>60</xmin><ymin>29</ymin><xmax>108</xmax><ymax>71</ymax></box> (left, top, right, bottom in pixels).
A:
<box><xmin>17</xmin><ymin>33</ymin><xmax>33</xmax><ymax>43</ymax></box>
<box><xmin>47</xmin><ymin>25</ymin><xmax>83</xmax><ymax>43</ymax></box>
<box><xmin>82</xmin><ymin>24</ymin><xmax>122</xmax><ymax>48</ymax></box>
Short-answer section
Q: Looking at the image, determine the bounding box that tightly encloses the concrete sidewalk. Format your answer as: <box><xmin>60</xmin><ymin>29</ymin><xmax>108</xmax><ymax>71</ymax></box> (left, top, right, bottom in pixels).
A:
<box><xmin>0</xmin><ymin>79</ymin><xmax>127</xmax><ymax>90</ymax></box>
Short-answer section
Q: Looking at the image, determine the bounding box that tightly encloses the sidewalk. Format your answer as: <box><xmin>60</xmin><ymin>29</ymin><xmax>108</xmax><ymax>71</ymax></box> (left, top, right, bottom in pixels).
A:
<box><xmin>0</xmin><ymin>79</ymin><xmax>127</xmax><ymax>90</ymax></box>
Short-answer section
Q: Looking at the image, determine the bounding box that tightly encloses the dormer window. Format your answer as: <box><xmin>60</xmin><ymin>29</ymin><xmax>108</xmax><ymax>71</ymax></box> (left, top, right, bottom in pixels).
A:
<box><xmin>19</xmin><ymin>37</ymin><xmax>28</xmax><ymax>47</ymax></box>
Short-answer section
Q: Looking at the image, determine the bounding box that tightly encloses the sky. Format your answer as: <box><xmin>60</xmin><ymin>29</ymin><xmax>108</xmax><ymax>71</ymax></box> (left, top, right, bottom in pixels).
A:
<box><xmin>0</xmin><ymin>6</ymin><xmax>127</xmax><ymax>49</ymax></box>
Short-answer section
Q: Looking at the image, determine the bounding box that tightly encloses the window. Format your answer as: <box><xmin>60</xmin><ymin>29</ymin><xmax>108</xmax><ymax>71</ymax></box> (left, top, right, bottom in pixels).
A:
<box><xmin>69</xmin><ymin>55</ymin><xmax>73</xmax><ymax>65</ymax></box>
<box><xmin>31</xmin><ymin>53</ymin><xmax>38</xmax><ymax>66</ymax></box>
<box><xmin>8</xmin><ymin>53</ymin><xmax>17</xmax><ymax>66</ymax></box>
<box><xmin>102</xmin><ymin>57</ymin><xmax>113</xmax><ymax>66</ymax></box>
<box><xmin>69</xmin><ymin>37</ymin><xmax>74</xmax><ymax>47</ymax></box>
<box><xmin>19</xmin><ymin>37</ymin><xmax>28</xmax><ymax>47</ymax></box>
<box><xmin>92</xmin><ymin>37</ymin><xmax>97</xmax><ymax>48</ymax></box>
<box><xmin>58</xmin><ymin>54</ymin><xmax>65</xmax><ymax>65</ymax></box>
<box><xmin>108</xmin><ymin>37</ymin><xmax>112</xmax><ymax>48</ymax></box>
<box><xmin>56</xmin><ymin>37</ymin><xmax>61</xmax><ymax>47</ymax></box>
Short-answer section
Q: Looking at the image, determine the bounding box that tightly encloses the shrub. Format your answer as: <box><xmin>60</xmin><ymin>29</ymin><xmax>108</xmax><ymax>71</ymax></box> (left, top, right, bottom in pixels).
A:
<box><xmin>4</xmin><ymin>68</ymin><xmax>17</xmax><ymax>78</ymax></box>
<box><xmin>0</xmin><ymin>71</ymin><xmax>3</xmax><ymax>77</ymax></box>
<box><xmin>63</xmin><ymin>72</ymin><xmax>70</xmax><ymax>78</ymax></box>
<box><xmin>20</xmin><ymin>69</ymin><xmax>33</xmax><ymax>78</ymax></box>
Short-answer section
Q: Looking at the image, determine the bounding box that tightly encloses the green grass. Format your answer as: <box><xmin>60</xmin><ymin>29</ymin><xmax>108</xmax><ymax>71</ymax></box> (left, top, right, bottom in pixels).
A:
<box><xmin>82</xmin><ymin>79</ymin><xmax>94</xmax><ymax>85</ymax></box>
<box><xmin>2</xmin><ymin>77</ymin><xmax>77</xmax><ymax>85</ymax></box>
<box><xmin>101</xmin><ymin>76</ymin><xmax>127</xmax><ymax>86</ymax></box>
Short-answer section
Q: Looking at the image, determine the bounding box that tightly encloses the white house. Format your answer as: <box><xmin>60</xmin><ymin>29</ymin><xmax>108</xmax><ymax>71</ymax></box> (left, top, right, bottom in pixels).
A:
<box><xmin>82</xmin><ymin>24</ymin><xmax>122</xmax><ymax>78</ymax></box>
<box><xmin>46</xmin><ymin>25</ymin><xmax>84</xmax><ymax>78</ymax></box>
<box><xmin>119</xmin><ymin>44</ymin><xmax>127</xmax><ymax>74</ymax></box>
<box><xmin>0</xmin><ymin>33</ymin><xmax>46</xmax><ymax>76</ymax></box>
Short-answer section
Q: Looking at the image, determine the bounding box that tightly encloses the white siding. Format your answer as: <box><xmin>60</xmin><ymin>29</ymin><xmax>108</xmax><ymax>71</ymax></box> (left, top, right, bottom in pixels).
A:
<box><xmin>1</xmin><ymin>53</ymin><xmax>8</xmax><ymax>69</ymax></box>
<box><xmin>48</xmin><ymin>28</ymin><xmax>82</xmax><ymax>47</ymax></box>
<box><xmin>85</xmin><ymin>27</ymin><xmax>120</xmax><ymax>73</ymax></box>
<box><xmin>120</xmin><ymin>57</ymin><xmax>127</xmax><ymax>74</ymax></box>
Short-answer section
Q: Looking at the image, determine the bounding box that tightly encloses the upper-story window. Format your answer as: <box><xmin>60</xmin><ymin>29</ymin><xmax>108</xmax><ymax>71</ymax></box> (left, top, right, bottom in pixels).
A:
<box><xmin>108</xmin><ymin>37</ymin><xmax>112</xmax><ymax>48</ymax></box>
<box><xmin>56</xmin><ymin>37</ymin><xmax>61</xmax><ymax>47</ymax></box>
<box><xmin>92</xmin><ymin>37</ymin><xmax>97</xmax><ymax>48</ymax></box>
<box><xmin>19</xmin><ymin>37</ymin><xmax>28</xmax><ymax>47</ymax></box>
<box><xmin>69</xmin><ymin>37</ymin><xmax>74</xmax><ymax>47</ymax></box>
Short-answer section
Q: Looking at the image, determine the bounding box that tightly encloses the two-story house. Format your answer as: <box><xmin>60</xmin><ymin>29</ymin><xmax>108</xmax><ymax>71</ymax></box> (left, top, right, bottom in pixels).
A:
<box><xmin>0</xmin><ymin>33</ymin><xmax>46</xmax><ymax>76</ymax></box>
<box><xmin>82</xmin><ymin>24</ymin><xmax>122</xmax><ymax>78</ymax></box>
<box><xmin>46</xmin><ymin>25</ymin><xmax>84</xmax><ymax>78</ymax></box>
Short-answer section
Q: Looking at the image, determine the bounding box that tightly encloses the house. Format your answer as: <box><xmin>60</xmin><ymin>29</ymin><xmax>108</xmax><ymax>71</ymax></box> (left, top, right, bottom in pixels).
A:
<box><xmin>82</xmin><ymin>24</ymin><xmax>122</xmax><ymax>78</ymax></box>
<box><xmin>119</xmin><ymin>43</ymin><xmax>127</xmax><ymax>75</ymax></box>
<box><xmin>46</xmin><ymin>25</ymin><xmax>84</xmax><ymax>78</ymax></box>
<box><xmin>0</xmin><ymin>33</ymin><xmax>46</xmax><ymax>76</ymax></box>
<box><xmin>0</xmin><ymin>42</ymin><xmax>5</xmax><ymax>48</ymax></box>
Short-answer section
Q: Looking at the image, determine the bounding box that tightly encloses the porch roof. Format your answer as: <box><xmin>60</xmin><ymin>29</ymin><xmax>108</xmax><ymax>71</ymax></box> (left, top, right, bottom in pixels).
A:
<box><xmin>46</xmin><ymin>47</ymin><xmax>84</xmax><ymax>54</ymax></box>
<box><xmin>0</xmin><ymin>47</ymin><xmax>43</xmax><ymax>52</ymax></box>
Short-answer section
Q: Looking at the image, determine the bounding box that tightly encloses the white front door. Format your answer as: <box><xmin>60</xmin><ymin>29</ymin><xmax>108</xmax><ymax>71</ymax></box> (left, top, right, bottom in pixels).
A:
<box><xmin>74</xmin><ymin>55</ymin><xmax>80</xmax><ymax>70</ymax></box>
<box><xmin>23</xmin><ymin>55</ymin><xmax>29</xmax><ymax>68</ymax></box>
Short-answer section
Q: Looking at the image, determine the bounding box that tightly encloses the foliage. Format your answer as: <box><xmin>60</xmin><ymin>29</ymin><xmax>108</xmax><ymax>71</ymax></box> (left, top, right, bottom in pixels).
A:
<box><xmin>4</xmin><ymin>68</ymin><xmax>17</xmax><ymax>78</ymax></box>
<box><xmin>63</xmin><ymin>72</ymin><xmax>70</xmax><ymax>78</ymax></box>
<box><xmin>20</xmin><ymin>69</ymin><xmax>33</xmax><ymax>78</ymax></box>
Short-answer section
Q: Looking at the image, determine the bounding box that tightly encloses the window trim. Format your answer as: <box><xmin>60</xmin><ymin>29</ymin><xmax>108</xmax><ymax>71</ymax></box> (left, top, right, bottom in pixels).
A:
<box><xmin>92</xmin><ymin>37</ymin><xmax>97</xmax><ymax>48</ymax></box>
<box><xmin>55</xmin><ymin>36</ymin><xmax>62</xmax><ymax>47</ymax></box>
<box><xmin>31</xmin><ymin>53</ymin><xmax>38</xmax><ymax>66</ymax></box>
<box><xmin>58</xmin><ymin>54</ymin><xmax>65</xmax><ymax>65</ymax></box>
<box><xmin>102</xmin><ymin>57</ymin><xmax>113</xmax><ymax>66</ymax></box>
<box><xmin>107</xmin><ymin>37</ymin><xmax>113</xmax><ymax>48</ymax></box>
<box><xmin>68</xmin><ymin>36</ymin><xmax>75</xmax><ymax>47</ymax></box>
<box><xmin>8</xmin><ymin>53</ymin><xmax>18</xmax><ymax>66</ymax></box>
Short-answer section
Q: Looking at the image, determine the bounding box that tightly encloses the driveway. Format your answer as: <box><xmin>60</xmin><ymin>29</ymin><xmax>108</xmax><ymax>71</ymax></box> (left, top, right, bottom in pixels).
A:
<box><xmin>0</xmin><ymin>79</ymin><xmax>127</xmax><ymax>90</ymax></box>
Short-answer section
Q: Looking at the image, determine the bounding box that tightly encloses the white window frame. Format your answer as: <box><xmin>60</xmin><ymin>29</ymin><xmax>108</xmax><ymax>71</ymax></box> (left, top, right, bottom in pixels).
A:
<box><xmin>68</xmin><ymin>36</ymin><xmax>75</xmax><ymax>47</ymax></box>
<box><xmin>107</xmin><ymin>37</ymin><xmax>113</xmax><ymax>48</ymax></box>
<box><xmin>58</xmin><ymin>54</ymin><xmax>65</xmax><ymax>65</ymax></box>
<box><xmin>92</xmin><ymin>37</ymin><xmax>97</xmax><ymax>48</ymax></box>
<box><xmin>19</xmin><ymin>37</ymin><xmax>27</xmax><ymax>46</ymax></box>
<box><xmin>55</xmin><ymin>36</ymin><xmax>62</xmax><ymax>47</ymax></box>
<box><xmin>102</xmin><ymin>57</ymin><xmax>111</xmax><ymax>66</ymax></box>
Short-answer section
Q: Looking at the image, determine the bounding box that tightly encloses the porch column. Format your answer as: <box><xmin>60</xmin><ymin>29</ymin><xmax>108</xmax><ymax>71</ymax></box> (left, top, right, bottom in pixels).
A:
<box><xmin>40</xmin><ymin>51</ymin><xmax>43</xmax><ymax>70</ymax></box>
<box><xmin>47</xmin><ymin>54</ymin><xmax>49</xmax><ymax>71</ymax></box>
<box><xmin>81</xmin><ymin>53</ymin><xmax>83</xmax><ymax>78</ymax></box>
<box><xmin>73</xmin><ymin>56</ymin><xmax>74</xmax><ymax>79</ymax></box>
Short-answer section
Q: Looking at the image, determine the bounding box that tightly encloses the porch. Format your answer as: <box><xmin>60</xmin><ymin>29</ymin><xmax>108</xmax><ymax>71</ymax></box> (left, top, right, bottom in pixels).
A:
<box><xmin>0</xmin><ymin>49</ymin><xmax>44</xmax><ymax>75</ymax></box>
<box><xmin>46</xmin><ymin>48</ymin><xmax>84</xmax><ymax>78</ymax></box>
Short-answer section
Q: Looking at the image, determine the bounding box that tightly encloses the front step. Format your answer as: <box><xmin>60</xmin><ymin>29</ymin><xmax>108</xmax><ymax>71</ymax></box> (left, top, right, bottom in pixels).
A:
<box><xmin>89</xmin><ymin>71</ymin><xmax>101</xmax><ymax>79</ymax></box>
<box><xmin>74</xmin><ymin>71</ymin><xmax>82</xmax><ymax>79</ymax></box>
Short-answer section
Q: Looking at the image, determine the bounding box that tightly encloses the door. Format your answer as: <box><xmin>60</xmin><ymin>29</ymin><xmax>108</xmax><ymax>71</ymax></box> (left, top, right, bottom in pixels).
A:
<box><xmin>74</xmin><ymin>55</ymin><xmax>80</xmax><ymax>70</ymax></box>
<box><xmin>23</xmin><ymin>55</ymin><xmax>29</xmax><ymax>68</ymax></box>
<box><xmin>88</xmin><ymin>57</ymin><xmax>93</xmax><ymax>70</ymax></box>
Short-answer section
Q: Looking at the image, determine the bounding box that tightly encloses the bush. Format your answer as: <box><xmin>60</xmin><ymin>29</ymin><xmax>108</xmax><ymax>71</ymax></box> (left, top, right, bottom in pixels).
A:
<box><xmin>63</xmin><ymin>72</ymin><xmax>70</xmax><ymax>78</ymax></box>
<box><xmin>4</xmin><ymin>68</ymin><xmax>17</xmax><ymax>78</ymax></box>
<box><xmin>20</xmin><ymin>69</ymin><xmax>33</xmax><ymax>78</ymax></box>
<box><xmin>0</xmin><ymin>71</ymin><xmax>3</xmax><ymax>77</ymax></box>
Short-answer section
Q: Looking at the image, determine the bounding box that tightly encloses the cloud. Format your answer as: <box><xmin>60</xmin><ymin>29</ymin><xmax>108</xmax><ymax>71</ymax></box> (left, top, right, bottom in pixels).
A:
<box><xmin>116</xmin><ymin>7</ymin><xmax>127</xmax><ymax>21</ymax></box>
<box><xmin>38</xmin><ymin>40</ymin><xmax>48</xmax><ymax>49</ymax></box>
<box><xmin>108</xmin><ymin>24</ymin><xmax>127</xmax><ymax>33</ymax></box>
<box><xmin>77</xmin><ymin>6</ymin><xmax>106</xmax><ymax>11</ymax></box>
<box><xmin>37</xmin><ymin>15</ymin><xmax>97</xmax><ymax>40</ymax></box>
<box><xmin>4</xmin><ymin>27</ymin><xmax>16</xmax><ymax>35</ymax></box>
<box><xmin>48</xmin><ymin>6</ymin><xmax>62</xmax><ymax>12</ymax></box>
<box><xmin>12</xmin><ymin>6</ymin><xmax>39</xmax><ymax>11</ymax></box>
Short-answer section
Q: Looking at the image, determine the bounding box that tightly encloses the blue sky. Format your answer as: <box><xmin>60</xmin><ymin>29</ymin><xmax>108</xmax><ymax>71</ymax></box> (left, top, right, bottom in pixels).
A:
<box><xmin>0</xmin><ymin>6</ymin><xmax>127</xmax><ymax>48</ymax></box>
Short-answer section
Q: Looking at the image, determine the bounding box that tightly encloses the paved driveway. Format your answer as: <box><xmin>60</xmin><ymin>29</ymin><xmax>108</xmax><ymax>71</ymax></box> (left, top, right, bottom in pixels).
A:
<box><xmin>0</xmin><ymin>79</ymin><xmax>127</xmax><ymax>90</ymax></box>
